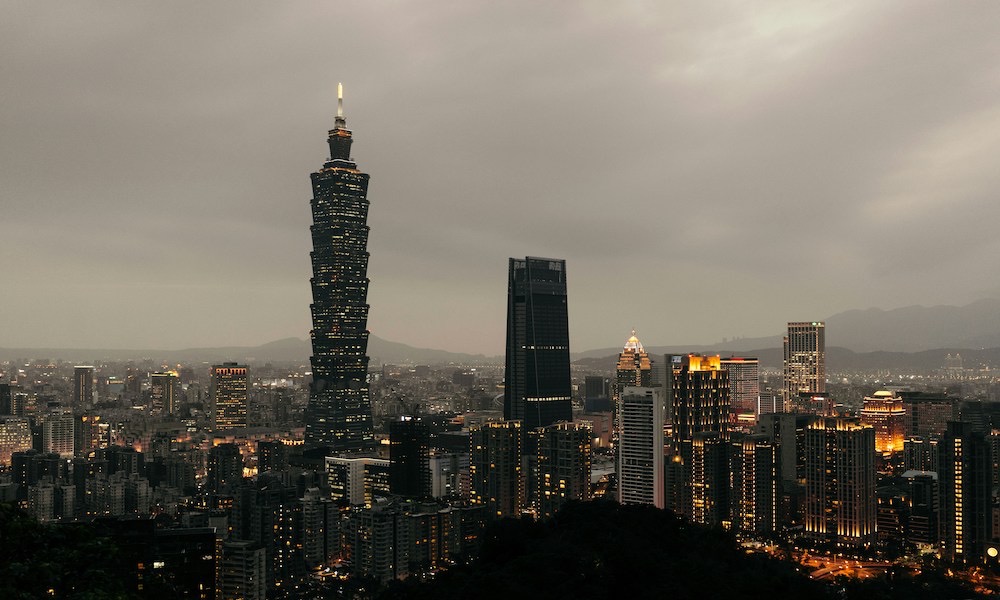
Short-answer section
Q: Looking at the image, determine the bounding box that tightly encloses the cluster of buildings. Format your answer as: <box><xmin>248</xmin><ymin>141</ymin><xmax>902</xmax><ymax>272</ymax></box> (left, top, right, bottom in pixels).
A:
<box><xmin>611</xmin><ymin>322</ymin><xmax>1000</xmax><ymax>567</ymax></box>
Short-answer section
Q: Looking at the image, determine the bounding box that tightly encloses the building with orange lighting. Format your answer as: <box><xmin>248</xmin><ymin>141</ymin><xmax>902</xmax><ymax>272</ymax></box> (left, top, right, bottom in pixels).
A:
<box><xmin>669</xmin><ymin>354</ymin><xmax>730</xmax><ymax>446</ymax></box>
<box><xmin>860</xmin><ymin>390</ymin><xmax>905</xmax><ymax>454</ymax></box>
<box><xmin>803</xmin><ymin>417</ymin><xmax>876</xmax><ymax>546</ymax></box>
<box><xmin>211</xmin><ymin>363</ymin><xmax>248</xmax><ymax>431</ymax></box>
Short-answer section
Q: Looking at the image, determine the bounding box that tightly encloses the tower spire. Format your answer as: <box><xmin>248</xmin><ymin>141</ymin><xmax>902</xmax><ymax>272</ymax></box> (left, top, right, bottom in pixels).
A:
<box><xmin>334</xmin><ymin>82</ymin><xmax>347</xmax><ymax>130</ymax></box>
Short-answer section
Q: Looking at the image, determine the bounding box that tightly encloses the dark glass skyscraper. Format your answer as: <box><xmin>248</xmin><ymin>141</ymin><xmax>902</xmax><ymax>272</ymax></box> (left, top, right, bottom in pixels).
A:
<box><xmin>305</xmin><ymin>87</ymin><xmax>376</xmax><ymax>452</ymax></box>
<box><xmin>504</xmin><ymin>257</ymin><xmax>572</xmax><ymax>430</ymax></box>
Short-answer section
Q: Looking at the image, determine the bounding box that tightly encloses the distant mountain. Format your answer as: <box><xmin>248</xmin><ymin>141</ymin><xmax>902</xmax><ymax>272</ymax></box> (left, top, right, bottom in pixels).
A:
<box><xmin>5</xmin><ymin>300</ymin><xmax>999</xmax><ymax>367</ymax></box>
<box><xmin>575</xmin><ymin>346</ymin><xmax>990</xmax><ymax>373</ymax></box>
<box><xmin>575</xmin><ymin>299</ymin><xmax>1000</xmax><ymax>359</ymax></box>
<box><xmin>0</xmin><ymin>336</ymin><xmax>501</xmax><ymax>366</ymax></box>
<box><xmin>825</xmin><ymin>298</ymin><xmax>1000</xmax><ymax>352</ymax></box>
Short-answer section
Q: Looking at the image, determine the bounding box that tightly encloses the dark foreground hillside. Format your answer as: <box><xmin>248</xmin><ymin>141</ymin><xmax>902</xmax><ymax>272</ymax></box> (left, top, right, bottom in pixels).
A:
<box><xmin>377</xmin><ymin>501</ymin><xmax>986</xmax><ymax>600</ymax></box>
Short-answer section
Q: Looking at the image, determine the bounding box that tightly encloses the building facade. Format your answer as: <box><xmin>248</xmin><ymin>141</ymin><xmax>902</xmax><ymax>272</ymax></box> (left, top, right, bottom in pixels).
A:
<box><xmin>783</xmin><ymin>322</ymin><xmax>825</xmax><ymax>412</ymax></box>
<box><xmin>617</xmin><ymin>387</ymin><xmax>664</xmax><ymax>509</ymax></box>
<box><xmin>211</xmin><ymin>363</ymin><xmax>248</xmax><ymax>430</ymax></box>
<box><xmin>860</xmin><ymin>390</ymin><xmax>905</xmax><ymax>455</ymax></box>
<box><xmin>803</xmin><ymin>417</ymin><xmax>876</xmax><ymax>546</ymax></box>
<box><xmin>939</xmin><ymin>421</ymin><xmax>993</xmax><ymax>564</ymax></box>
<box><xmin>536</xmin><ymin>421</ymin><xmax>591</xmax><ymax>519</ymax></box>
<box><xmin>720</xmin><ymin>356</ymin><xmax>759</xmax><ymax>419</ymax></box>
<box><xmin>503</xmin><ymin>257</ymin><xmax>572</xmax><ymax>430</ymax></box>
<box><xmin>304</xmin><ymin>87</ymin><xmax>377</xmax><ymax>452</ymax></box>
<box><xmin>150</xmin><ymin>371</ymin><xmax>179</xmax><ymax>417</ymax></box>
<box><xmin>469</xmin><ymin>421</ymin><xmax>524</xmax><ymax>519</ymax></box>
<box><xmin>73</xmin><ymin>366</ymin><xmax>94</xmax><ymax>408</ymax></box>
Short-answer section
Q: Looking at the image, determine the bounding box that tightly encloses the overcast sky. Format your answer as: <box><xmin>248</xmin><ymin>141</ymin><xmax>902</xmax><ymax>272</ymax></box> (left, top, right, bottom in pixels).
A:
<box><xmin>3</xmin><ymin>1</ymin><xmax>1000</xmax><ymax>355</ymax></box>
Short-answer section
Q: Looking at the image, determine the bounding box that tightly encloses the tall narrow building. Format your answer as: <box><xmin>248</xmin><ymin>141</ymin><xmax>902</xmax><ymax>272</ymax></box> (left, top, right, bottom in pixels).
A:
<box><xmin>211</xmin><ymin>363</ymin><xmax>248</xmax><ymax>431</ymax></box>
<box><xmin>783</xmin><ymin>322</ymin><xmax>825</xmax><ymax>412</ymax></box>
<box><xmin>150</xmin><ymin>371</ymin><xmax>179</xmax><ymax>417</ymax></box>
<box><xmin>305</xmin><ymin>85</ymin><xmax>376</xmax><ymax>452</ymax></box>
<box><xmin>73</xmin><ymin>366</ymin><xmax>94</xmax><ymax>408</ymax></box>
<box><xmin>720</xmin><ymin>356</ymin><xmax>759</xmax><ymax>419</ymax></box>
<box><xmin>469</xmin><ymin>421</ymin><xmax>524</xmax><ymax>519</ymax></box>
<box><xmin>503</xmin><ymin>257</ymin><xmax>571</xmax><ymax>430</ymax></box>
<box><xmin>803</xmin><ymin>417</ymin><xmax>876</xmax><ymax>546</ymax></box>
<box><xmin>617</xmin><ymin>387</ymin><xmax>665</xmax><ymax>509</ymax></box>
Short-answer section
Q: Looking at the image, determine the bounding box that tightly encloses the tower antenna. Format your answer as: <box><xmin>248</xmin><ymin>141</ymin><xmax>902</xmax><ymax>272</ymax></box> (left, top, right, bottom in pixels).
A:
<box><xmin>337</xmin><ymin>82</ymin><xmax>344</xmax><ymax>119</ymax></box>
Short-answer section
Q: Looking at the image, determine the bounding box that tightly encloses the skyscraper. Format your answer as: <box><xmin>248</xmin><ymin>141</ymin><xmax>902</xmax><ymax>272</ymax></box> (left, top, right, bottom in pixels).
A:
<box><xmin>617</xmin><ymin>387</ymin><xmax>664</xmax><ymax>509</ymax></box>
<box><xmin>860</xmin><ymin>390</ymin><xmax>905</xmax><ymax>455</ymax></box>
<box><xmin>469</xmin><ymin>421</ymin><xmax>524</xmax><ymax>519</ymax></box>
<box><xmin>149</xmin><ymin>371</ymin><xmax>179</xmax><ymax>417</ymax></box>
<box><xmin>939</xmin><ymin>421</ymin><xmax>993</xmax><ymax>564</ymax></box>
<box><xmin>74</xmin><ymin>366</ymin><xmax>94</xmax><ymax>408</ymax></box>
<box><xmin>536</xmin><ymin>421</ymin><xmax>591</xmax><ymax>519</ymax></box>
<box><xmin>720</xmin><ymin>356</ymin><xmax>759</xmax><ymax>419</ymax></box>
<box><xmin>803</xmin><ymin>417</ymin><xmax>876</xmax><ymax>546</ymax></box>
<box><xmin>211</xmin><ymin>363</ymin><xmax>248</xmax><ymax>430</ymax></box>
<box><xmin>729</xmin><ymin>434</ymin><xmax>778</xmax><ymax>534</ymax></box>
<box><xmin>304</xmin><ymin>85</ymin><xmax>376</xmax><ymax>452</ymax></box>
<box><xmin>783</xmin><ymin>322</ymin><xmax>825</xmax><ymax>412</ymax></box>
<box><xmin>388</xmin><ymin>416</ymin><xmax>431</xmax><ymax>499</ymax></box>
<box><xmin>615</xmin><ymin>331</ymin><xmax>652</xmax><ymax>403</ymax></box>
<box><xmin>669</xmin><ymin>354</ymin><xmax>730</xmax><ymax>446</ymax></box>
<box><xmin>504</xmin><ymin>257</ymin><xmax>572</xmax><ymax>430</ymax></box>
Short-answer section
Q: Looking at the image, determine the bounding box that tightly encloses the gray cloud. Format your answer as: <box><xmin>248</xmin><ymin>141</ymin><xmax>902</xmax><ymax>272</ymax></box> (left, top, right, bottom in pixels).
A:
<box><xmin>2</xmin><ymin>1</ymin><xmax>1000</xmax><ymax>355</ymax></box>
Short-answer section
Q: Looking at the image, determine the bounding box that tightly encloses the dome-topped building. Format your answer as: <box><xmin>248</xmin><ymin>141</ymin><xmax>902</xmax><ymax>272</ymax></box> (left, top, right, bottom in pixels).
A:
<box><xmin>615</xmin><ymin>330</ymin><xmax>653</xmax><ymax>403</ymax></box>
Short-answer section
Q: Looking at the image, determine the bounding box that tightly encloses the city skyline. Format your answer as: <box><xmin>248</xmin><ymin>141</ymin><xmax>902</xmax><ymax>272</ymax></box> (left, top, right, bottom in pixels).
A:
<box><xmin>4</xmin><ymin>3</ymin><xmax>1000</xmax><ymax>356</ymax></box>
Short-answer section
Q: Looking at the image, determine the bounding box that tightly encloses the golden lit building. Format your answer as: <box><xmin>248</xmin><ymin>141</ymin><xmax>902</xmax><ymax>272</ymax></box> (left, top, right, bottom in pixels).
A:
<box><xmin>211</xmin><ymin>363</ymin><xmax>249</xmax><ymax>431</ymax></box>
<box><xmin>803</xmin><ymin>417</ymin><xmax>876</xmax><ymax>546</ymax></box>
<box><xmin>614</xmin><ymin>330</ymin><xmax>652</xmax><ymax>405</ymax></box>
<box><xmin>860</xmin><ymin>390</ymin><xmax>905</xmax><ymax>454</ymax></box>
<box><xmin>670</xmin><ymin>354</ymin><xmax>730</xmax><ymax>445</ymax></box>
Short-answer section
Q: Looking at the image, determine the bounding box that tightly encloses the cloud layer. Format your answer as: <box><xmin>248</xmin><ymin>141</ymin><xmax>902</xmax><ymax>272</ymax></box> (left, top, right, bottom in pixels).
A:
<box><xmin>3</xmin><ymin>1</ymin><xmax>999</xmax><ymax>354</ymax></box>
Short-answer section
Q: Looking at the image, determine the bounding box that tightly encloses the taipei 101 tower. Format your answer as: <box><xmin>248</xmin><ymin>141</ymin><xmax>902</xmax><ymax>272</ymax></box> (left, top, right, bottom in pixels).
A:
<box><xmin>304</xmin><ymin>84</ymin><xmax>376</xmax><ymax>452</ymax></box>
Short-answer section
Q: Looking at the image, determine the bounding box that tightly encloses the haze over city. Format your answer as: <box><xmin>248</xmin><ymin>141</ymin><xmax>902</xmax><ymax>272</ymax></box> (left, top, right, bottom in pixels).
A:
<box><xmin>4</xmin><ymin>2</ymin><xmax>1000</xmax><ymax>355</ymax></box>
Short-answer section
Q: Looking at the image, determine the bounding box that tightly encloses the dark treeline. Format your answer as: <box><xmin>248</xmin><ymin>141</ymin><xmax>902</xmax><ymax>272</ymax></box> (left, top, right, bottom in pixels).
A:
<box><xmin>375</xmin><ymin>501</ymin><xmax>987</xmax><ymax>600</ymax></box>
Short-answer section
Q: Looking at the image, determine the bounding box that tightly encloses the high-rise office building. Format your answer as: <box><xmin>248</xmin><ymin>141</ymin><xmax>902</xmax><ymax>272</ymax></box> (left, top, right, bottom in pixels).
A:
<box><xmin>670</xmin><ymin>354</ymin><xmax>730</xmax><ymax>446</ymax></box>
<box><xmin>150</xmin><ymin>371</ymin><xmax>179</xmax><ymax>417</ymax></box>
<box><xmin>212</xmin><ymin>363</ymin><xmax>248</xmax><ymax>430</ymax></box>
<box><xmin>388</xmin><ymin>417</ymin><xmax>431</xmax><ymax>499</ymax></box>
<box><xmin>689</xmin><ymin>431</ymin><xmax>729</xmax><ymax>526</ymax></box>
<box><xmin>219</xmin><ymin>540</ymin><xmax>267</xmax><ymax>600</ymax></box>
<box><xmin>304</xmin><ymin>85</ymin><xmax>376</xmax><ymax>453</ymax></box>
<box><xmin>900</xmin><ymin>391</ymin><xmax>954</xmax><ymax>438</ymax></box>
<box><xmin>939</xmin><ymin>421</ymin><xmax>992</xmax><ymax>564</ymax></box>
<box><xmin>755</xmin><ymin>412</ymin><xmax>820</xmax><ymax>528</ymax></box>
<box><xmin>720</xmin><ymin>357</ymin><xmax>759</xmax><ymax>418</ymax></box>
<box><xmin>0</xmin><ymin>381</ymin><xmax>12</xmax><ymax>414</ymax></box>
<box><xmin>803</xmin><ymin>417</ymin><xmax>876</xmax><ymax>546</ymax></box>
<box><xmin>43</xmin><ymin>412</ymin><xmax>75</xmax><ymax>459</ymax></box>
<box><xmin>0</xmin><ymin>417</ymin><xmax>32</xmax><ymax>466</ymax></box>
<box><xmin>208</xmin><ymin>443</ymin><xmax>244</xmax><ymax>494</ymax></box>
<box><xmin>73</xmin><ymin>366</ymin><xmax>94</xmax><ymax>408</ymax></box>
<box><xmin>615</xmin><ymin>331</ymin><xmax>652</xmax><ymax>403</ymax></box>
<box><xmin>469</xmin><ymin>421</ymin><xmax>524</xmax><ymax>519</ymax></box>
<box><xmin>729</xmin><ymin>434</ymin><xmax>778</xmax><ymax>534</ymax></box>
<box><xmin>536</xmin><ymin>421</ymin><xmax>591</xmax><ymax>519</ymax></box>
<box><xmin>783</xmin><ymin>322</ymin><xmax>825</xmax><ymax>412</ymax></box>
<box><xmin>503</xmin><ymin>257</ymin><xmax>572</xmax><ymax>430</ymax></box>
<box><xmin>860</xmin><ymin>390</ymin><xmax>905</xmax><ymax>455</ymax></box>
<box><xmin>617</xmin><ymin>387</ymin><xmax>664</xmax><ymax>509</ymax></box>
